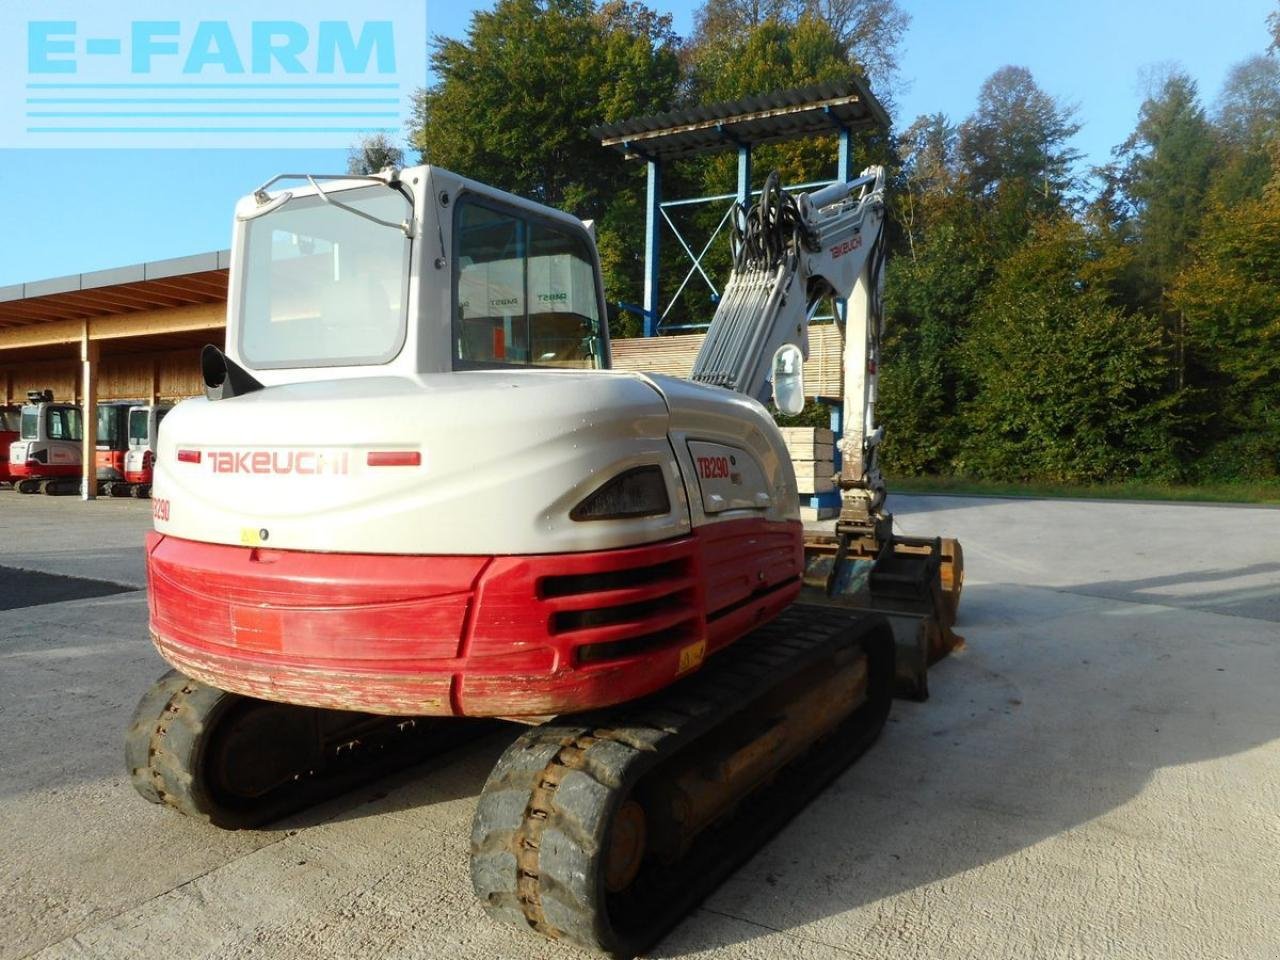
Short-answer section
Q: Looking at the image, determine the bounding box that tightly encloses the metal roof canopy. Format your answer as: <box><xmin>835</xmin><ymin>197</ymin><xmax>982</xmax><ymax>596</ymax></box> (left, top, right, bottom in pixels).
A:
<box><xmin>594</xmin><ymin>79</ymin><xmax>888</xmax><ymax>162</ymax></box>
<box><xmin>0</xmin><ymin>250</ymin><xmax>230</xmax><ymax>329</ymax></box>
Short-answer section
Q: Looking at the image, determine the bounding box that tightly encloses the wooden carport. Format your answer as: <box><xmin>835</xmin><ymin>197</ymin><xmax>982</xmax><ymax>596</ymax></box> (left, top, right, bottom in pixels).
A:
<box><xmin>0</xmin><ymin>252</ymin><xmax>230</xmax><ymax>499</ymax></box>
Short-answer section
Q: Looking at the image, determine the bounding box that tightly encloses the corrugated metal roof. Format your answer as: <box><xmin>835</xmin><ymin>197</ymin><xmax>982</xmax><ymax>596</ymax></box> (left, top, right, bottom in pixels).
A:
<box><xmin>594</xmin><ymin>79</ymin><xmax>888</xmax><ymax>161</ymax></box>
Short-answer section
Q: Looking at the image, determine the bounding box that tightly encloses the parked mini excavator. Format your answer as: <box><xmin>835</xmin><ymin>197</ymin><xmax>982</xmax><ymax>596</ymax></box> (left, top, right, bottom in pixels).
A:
<box><xmin>10</xmin><ymin>391</ymin><xmax>84</xmax><ymax>494</ymax></box>
<box><xmin>117</xmin><ymin>403</ymin><xmax>171</xmax><ymax>498</ymax></box>
<box><xmin>95</xmin><ymin>401</ymin><xmax>134</xmax><ymax>495</ymax></box>
<box><xmin>126</xmin><ymin>164</ymin><xmax>962</xmax><ymax>957</ymax></box>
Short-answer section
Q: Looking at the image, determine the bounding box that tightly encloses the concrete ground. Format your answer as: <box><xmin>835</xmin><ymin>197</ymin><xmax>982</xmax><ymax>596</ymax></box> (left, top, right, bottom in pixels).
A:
<box><xmin>1</xmin><ymin>491</ymin><xmax>1276</xmax><ymax>960</ymax></box>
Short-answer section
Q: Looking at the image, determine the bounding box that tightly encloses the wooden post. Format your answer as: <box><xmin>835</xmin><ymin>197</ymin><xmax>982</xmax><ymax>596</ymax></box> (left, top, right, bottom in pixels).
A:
<box><xmin>80</xmin><ymin>323</ymin><xmax>98</xmax><ymax>501</ymax></box>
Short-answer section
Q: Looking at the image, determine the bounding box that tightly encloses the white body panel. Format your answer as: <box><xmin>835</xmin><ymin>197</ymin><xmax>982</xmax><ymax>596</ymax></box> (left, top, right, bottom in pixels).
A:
<box><xmin>157</xmin><ymin>165</ymin><xmax>799</xmax><ymax>557</ymax></box>
<box><xmin>154</xmin><ymin>369</ymin><xmax>797</xmax><ymax>555</ymax></box>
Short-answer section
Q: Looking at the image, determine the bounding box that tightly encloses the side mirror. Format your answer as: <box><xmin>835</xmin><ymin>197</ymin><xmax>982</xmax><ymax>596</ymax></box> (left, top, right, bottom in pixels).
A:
<box><xmin>771</xmin><ymin>344</ymin><xmax>805</xmax><ymax>416</ymax></box>
<box><xmin>201</xmin><ymin>345</ymin><xmax>264</xmax><ymax>401</ymax></box>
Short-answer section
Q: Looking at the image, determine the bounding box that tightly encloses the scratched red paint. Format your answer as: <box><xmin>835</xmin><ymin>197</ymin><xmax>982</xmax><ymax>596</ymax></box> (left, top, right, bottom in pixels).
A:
<box><xmin>146</xmin><ymin>518</ymin><xmax>803</xmax><ymax>718</ymax></box>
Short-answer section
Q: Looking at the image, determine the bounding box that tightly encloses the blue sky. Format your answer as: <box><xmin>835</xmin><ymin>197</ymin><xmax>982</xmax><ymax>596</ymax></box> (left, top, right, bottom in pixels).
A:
<box><xmin>0</xmin><ymin>0</ymin><xmax>1274</xmax><ymax>286</ymax></box>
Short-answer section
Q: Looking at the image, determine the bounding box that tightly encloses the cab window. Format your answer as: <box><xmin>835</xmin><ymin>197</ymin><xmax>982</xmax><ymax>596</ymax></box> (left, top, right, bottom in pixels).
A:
<box><xmin>47</xmin><ymin>407</ymin><xmax>82</xmax><ymax>441</ymax></box>
<box><xmin>453</xmin><ymin>198</ymin><xmax>603</xmax><ymax>369</ymax></box>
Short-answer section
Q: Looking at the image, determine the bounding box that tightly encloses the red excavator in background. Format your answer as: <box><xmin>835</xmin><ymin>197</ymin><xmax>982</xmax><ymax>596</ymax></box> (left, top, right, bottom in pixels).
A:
<box><xmin>95</xmin><ymin>401</ymin><xmax>134</xmax><ymax>496</ymax></box>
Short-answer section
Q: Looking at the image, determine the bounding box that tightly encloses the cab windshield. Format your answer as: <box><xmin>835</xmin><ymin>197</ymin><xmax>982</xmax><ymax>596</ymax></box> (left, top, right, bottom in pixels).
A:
<box><xmin>128</xmin><ymin>409</ymin><xmax>149</xmax><ymax>444</ymax></box>
<box><xmin>97</xmin><ymin>406</ymin><xmax>123</xmax><ymax>445</ymax></box>
<box><xmin>239</xmin><ymin>185</ymin><xmax>413</xmax><ymax>369</ymax></box>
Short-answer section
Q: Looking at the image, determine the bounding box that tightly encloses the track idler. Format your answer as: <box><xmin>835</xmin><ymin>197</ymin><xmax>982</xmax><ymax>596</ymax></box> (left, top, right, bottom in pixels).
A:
<box><xmin>126</xmin><ymin>670</ymin><xmax>487</xmax><ymax>829</ymax></box>
<box><xmin>471</xmin><ymin>605</ymin><xmax>895</xmax><ymax>958</ymax></box>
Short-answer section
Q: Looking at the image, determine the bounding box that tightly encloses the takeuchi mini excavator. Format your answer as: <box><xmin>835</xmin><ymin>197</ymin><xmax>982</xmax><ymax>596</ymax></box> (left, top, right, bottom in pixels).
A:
<box><xmin>117</xmin><ymin>403</ymin><xmax>171</xmax><ymax>498</ymax></box>
<box><xmin>10</xmin><ymin>391</ymin><xmax>84</xmax><ymax>494</ymax></box>
<box><xmin>127</xmin><ymin>164</ymin><xmax>963</xmax><ymax>957</ymax></box>
<box><xmin>95</xmin><ymin>401</ymin><xmax>134</xmax><ymax>494</ymax></box>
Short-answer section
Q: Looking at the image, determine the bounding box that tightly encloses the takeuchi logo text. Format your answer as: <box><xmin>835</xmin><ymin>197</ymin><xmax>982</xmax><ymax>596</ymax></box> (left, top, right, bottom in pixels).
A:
<box><xmin>208</xmin><ymin>450</ymin><xmax>349</xmax><ymax>475</ymax></box>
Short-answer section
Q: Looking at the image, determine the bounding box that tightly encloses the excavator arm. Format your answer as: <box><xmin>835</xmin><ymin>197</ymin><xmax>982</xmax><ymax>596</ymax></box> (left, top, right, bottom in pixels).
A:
<box><xmin>693</xmin><ymin>167</ymin><xmax>963</xmax><ymax>700</ymax></box>
<box><xmin>691</xmin><ymin>167</ymin><xmax>889</xmax><ymax>527</ymax></box>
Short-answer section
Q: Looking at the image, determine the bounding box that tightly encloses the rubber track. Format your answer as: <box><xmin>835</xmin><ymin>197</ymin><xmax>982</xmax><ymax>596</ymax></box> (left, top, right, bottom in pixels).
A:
<box><xmin>126</xmin><ymin>670</ymin><xmax>489</xmax><ymax>829</ymax></box>
<box><xmin>470</xmin><ymin>604</ymin><xmax>894</xmax><ymax>958</ymax></box>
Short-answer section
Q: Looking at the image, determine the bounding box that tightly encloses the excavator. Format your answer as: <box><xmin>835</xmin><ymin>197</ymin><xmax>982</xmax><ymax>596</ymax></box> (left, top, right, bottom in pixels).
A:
<box><xmin>10</xmin><ymin>391</ymin><xmax>84</xmax><ymax>494</ymax></box>
<box><xmin>95</xmin><ymin>401</ymin><xmax>134</xmax><ymax>496</ymax></box>
<box><xmin>126</xmin><ymin>163</ymin><xmax>962</xmax><ymax>958</ymax></box>
<box><xmin>117</xmin><ymin>402</ymin><xmax>171</xmax><ymax>498</ymax></box>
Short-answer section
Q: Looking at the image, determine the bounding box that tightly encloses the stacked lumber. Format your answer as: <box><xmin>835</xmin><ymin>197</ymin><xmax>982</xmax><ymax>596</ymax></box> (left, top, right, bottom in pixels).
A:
<box><xmin>778</xmin><ymin>427</ymin><xmax>838</xmax><ymax>522</ymax></box>
<box><xmin>610</xmin><ymin>324</ymin><xmax>846</xmax><ymax>398</ymax></box>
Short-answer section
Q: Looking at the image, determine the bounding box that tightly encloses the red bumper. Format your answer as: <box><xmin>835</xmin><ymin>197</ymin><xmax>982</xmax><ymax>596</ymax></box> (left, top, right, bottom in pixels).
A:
<box><xmin>146</xmin><ymin>519</ymin><xmax>802</xmax><ymax>718</ymax></box>
<box><xmin>9</xmin><ymin>461</ymin><xmax>80</xmax><ymax>479</ymax></box>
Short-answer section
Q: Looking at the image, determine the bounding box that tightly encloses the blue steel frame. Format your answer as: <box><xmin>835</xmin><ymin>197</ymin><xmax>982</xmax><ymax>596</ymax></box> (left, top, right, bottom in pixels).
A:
<box><xmin>638</xmin><ymin>126</ymin><xmax>856</xmax><ymax>337</ymax></box>
<box><xmin>640</xmin><ymin>126</ymin><xmax>860</xmax><ymax>337</ymax></box>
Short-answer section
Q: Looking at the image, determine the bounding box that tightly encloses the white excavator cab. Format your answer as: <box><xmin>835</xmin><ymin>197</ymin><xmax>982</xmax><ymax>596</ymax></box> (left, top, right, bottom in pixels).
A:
<box><xmin>221</xmin><ymin>168</ymin><xmax>609</xmax><ymax>387</ymax></box>
<box><xmin>120</xmin><ymin>403</ymin><xmax>172</xmax><ymax>495</ymax></box>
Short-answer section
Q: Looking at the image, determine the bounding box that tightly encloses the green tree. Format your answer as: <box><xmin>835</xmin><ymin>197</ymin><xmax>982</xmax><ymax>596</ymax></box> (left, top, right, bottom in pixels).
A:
<box><xmin>1209</xmin><ymin>55</ymin><xmax>1280</xmax><ymax>207</ymax></box>
<box><xmin>347</xmin><ymin>132</ymin><xmax>405</xmax><ymax>175</ymax></box>
<box><xmin>878</xmin><ymin>112</ymin><xmax>985</xmax><ymax>475</ymax></box>
<box><xmin>956</xmin><ymin>66</ymin><xmax>1081</xmax><ymax>251</ymax></box>
<box><xmin>1170</xmin><ymin>166</ymin><xmax>1280</xmax><ymax>479</ymax></box>
<box><xmin>957</xmin><ymin>218</ymin><xmax>1178</xmax><ymax>483</ymax></box>
<box><xmin>412</xmin><ymin>0</ymin><xmax>680</xmax><ymax>331</ymax></box>
<box><xmin>689</xmin><ymin>0</ymin><xmax>908</xmax><ymax>97</ymax></box>
<box><xmin>1216</xmin><ymin>54</ymin><xmax>1280</xmax><ymax>145</ymax></box>
<box><xmin>1114</xmin><ymin>72</ymin><xmax>1217</xmax><ymax>312</ymax></box>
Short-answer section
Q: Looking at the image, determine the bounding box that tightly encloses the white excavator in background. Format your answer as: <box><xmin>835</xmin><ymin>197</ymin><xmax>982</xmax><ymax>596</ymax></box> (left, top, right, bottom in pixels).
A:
<box><xmin>10</xmin><ymin>391</ymin><xmax>84</xmax><ymax>494</ymax></box>
<box><xmin>116</xmin><ymin>403</ymin><xmax>172</xmax><ymax>498</ymax></box>
<box><xmin>126</xmin><ymin>162</ymin><xmax>962</xmax><ymax>958</ymax></box>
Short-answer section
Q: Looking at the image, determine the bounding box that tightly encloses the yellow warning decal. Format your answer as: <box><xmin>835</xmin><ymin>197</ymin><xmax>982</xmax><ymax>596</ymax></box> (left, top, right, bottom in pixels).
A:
<box><xmin>677</xmin><ymin>639</ymin><xmax>707</xmax><ymax>675</ymax></box>
<box><xmin>239</xmin><ymin>527</ymin><xmax>263</xmax><ymax>546</ymax></box>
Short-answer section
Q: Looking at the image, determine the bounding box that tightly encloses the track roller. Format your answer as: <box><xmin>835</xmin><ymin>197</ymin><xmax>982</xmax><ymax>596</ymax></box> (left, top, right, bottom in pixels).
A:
<box><xmin>471</xmin><ymin>605</ymin><xmax>894</xmax><ymax>958</ymax></box>
<box><xmin>41</xmin><ymin>478</ymin><xmax>80</xmax><ymax>496</ymax></box>
<box><xmin>126</xmin><ymin>669</ymin><xmax>487</xmax><ymax>829</ymax></box>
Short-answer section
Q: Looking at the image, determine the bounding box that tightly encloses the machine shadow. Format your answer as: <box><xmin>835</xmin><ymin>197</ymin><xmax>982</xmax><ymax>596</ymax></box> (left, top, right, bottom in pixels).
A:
<box><xmin>647</xmin><ymin>579</ymin><xmax>1280</xmax><ymax>957</ymax></box>
<box><xmin>887</xmin><ymin>493</ymin><xmax>1006</xmax><ymax>516</ymax></box>
<box><xmin>1060</xmin><ymin>561</ymin><xmax>1280</xmax><ymax>621</ymax></box>
<box><xmin>7</xmin><ymin>573</ymin><xmax>1276</xmax><ymax>959</ymax></box>
<box><xmin>278</xmin><ymin>727</ymin><xmax>521</xmax><ymax>830</ymax></box>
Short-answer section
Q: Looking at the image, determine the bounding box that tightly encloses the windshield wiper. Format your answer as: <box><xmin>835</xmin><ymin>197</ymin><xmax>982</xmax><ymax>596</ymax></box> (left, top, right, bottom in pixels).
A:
<box><xmin>240</xmin><ymin>172</ymin><xmax>416</xmax><ymax>237</ymax></box>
